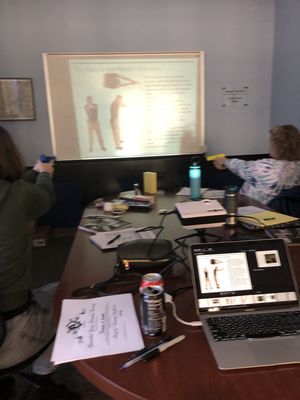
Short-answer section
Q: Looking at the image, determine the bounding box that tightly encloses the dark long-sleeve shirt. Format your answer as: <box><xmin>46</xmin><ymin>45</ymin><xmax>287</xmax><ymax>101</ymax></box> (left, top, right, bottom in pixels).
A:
<box><xmin>0</xmin><ymin>170</ymin><xmax>55</xmax><ymax>312</ymax></box>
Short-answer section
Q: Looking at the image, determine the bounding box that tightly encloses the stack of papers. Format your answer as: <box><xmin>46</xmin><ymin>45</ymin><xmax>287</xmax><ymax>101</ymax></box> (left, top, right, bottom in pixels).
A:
<box><xmin>51</xmin><ymin>294</ymin><xmax>144</xmax><ymax>365</ymax></box>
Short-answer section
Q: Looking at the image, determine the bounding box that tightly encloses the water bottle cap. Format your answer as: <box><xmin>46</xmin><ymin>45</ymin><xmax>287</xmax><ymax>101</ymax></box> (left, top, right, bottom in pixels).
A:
<box><xmin>224</xmin><ymin>185</ymin><xmax>238</xmax><ymax>194</ymax></box>
<box><xmin>191</xmin><ymin>156</ymin><xmax>200</xmax><ymax>166</ymax></box>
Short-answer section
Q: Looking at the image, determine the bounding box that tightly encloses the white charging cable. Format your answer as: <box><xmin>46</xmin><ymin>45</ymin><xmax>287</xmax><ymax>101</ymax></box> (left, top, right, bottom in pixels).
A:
<box><xmin>165</xmin><ymin>293</ymin><xmax>202</xmax><ymax>327</ymax></box>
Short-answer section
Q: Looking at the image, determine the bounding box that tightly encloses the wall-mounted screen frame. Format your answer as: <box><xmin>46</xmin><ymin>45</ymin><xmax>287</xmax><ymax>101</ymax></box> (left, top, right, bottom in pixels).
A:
<box><xmin>43</xmin><ymin>51</ymin><xmax>205</xmax><ymax>161</ymax></box>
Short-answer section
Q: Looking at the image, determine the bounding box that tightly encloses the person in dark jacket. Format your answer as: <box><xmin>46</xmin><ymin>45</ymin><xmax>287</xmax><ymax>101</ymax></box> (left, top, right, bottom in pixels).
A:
<box><xmin>0</xmin><ymin>125</ymin><xmax>57</xmax><ymax>375</ymax></box>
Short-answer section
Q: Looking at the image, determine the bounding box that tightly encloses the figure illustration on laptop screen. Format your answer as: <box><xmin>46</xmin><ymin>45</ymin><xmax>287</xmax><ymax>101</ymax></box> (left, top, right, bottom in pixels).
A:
<box><xmin>203</xmin><ymin>267</ymin><xmax>212</xmax><ymax>290</ymax></box>
<box><xmin>211</xmin><ymin>259</ymin><xmax>223</xmax><ymax>289</ymax></box>
<box><xmin>201</xmin><ymin>258</ymin><xmax>226</xmax><ymax>291</ymax></box>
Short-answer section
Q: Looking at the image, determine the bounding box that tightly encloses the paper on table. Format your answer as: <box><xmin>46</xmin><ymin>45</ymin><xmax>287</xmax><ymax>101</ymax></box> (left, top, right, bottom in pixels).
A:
<box><xmin>237</xmin><ymin>206</ymin><xmax>265</xmax><ymax>216</ymax></box>
<box><xmin>51</xmin><ymin>294</ymin><xmax>144</xmax><ymax>365</ymax></box>
<box><xmin>176</xmin><ymin>187</ymin><xmax>208</xmax><ymax>196</ymax></box>
<box><xmin>89</xmin><ymin>227</ymin><xmax>156</xmax><ymax>250</ymax></box>
<box><xmin>203</xmin><ymin>190</ymin><xmax>225</xmax><ymax>199</ymax></box>
<box><xmin>79</xmin><ymin>216</ymin><xmax>132</xmax><ymax>234</ymax></box>
<box><xmin>175</xmin><ymin>187</ymin><xmax>224</xmax><ymax>198</ymax></box>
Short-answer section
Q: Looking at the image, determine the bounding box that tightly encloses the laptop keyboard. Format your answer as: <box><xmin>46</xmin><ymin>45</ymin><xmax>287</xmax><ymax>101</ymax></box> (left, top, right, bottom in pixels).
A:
<box><xmin>207</xmin><ymin>311</ymin><xmax>300</xmax><ymax>341</ymax></box>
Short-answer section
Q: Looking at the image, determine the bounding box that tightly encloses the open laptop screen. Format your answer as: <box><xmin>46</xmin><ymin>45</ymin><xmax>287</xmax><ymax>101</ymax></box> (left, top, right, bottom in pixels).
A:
<box><xmin>190</xmin><ymin>239</ymin><xmax>299</xmax><ymax>312</ymax></box>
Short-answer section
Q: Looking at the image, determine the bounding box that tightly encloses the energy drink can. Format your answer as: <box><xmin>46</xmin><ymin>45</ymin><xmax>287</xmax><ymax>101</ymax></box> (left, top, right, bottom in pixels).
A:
<box><xmin>140</xmin><ymin>273</ymin><xmax>164</xmax><ymax>290</ymax></box>
<box><xmin>140</xmin><ymin>285</ymin><xmax>167</xmax><ymax>336</ymax></box>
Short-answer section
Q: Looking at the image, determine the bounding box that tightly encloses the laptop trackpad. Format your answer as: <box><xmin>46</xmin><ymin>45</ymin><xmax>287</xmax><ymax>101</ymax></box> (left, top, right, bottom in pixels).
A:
<box><xmin>249</xmin><ymin>337</ymin><xmax>300</xmax><ymax>364</ymax></box>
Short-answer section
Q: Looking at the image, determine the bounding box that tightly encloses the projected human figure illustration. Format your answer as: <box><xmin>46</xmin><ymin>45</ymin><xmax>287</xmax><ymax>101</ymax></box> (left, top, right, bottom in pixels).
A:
<box><xmin>110</xmin><ymin>95</ymin><xmax>125</xmax><ymax>150</ymax></box>
<box><xmin>103</xmin><ymin>73</ymin><xmax>138</xmax><ymax>89</ymax></box>
<box><xmin>84</xmin><ymin>96</ymin><xmax>106</xmax><ymax>152</ymax></box>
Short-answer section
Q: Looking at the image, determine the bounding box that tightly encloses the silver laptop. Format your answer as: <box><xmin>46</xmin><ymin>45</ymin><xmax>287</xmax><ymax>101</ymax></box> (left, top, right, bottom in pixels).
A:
<box><xmin>189</xmin><ymin>238</ymin><xmax>300</xmax><ymax>370</ymax></box>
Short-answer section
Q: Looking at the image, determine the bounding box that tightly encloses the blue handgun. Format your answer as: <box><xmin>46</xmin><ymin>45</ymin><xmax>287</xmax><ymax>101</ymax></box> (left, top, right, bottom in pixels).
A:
<box><xmin>40</xmin><ymin>154</ymin><xmax>56</xmax><ymax>163</ymax></box>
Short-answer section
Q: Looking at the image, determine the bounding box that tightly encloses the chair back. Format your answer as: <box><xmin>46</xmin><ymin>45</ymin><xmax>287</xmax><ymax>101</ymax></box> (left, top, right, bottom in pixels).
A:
<box><xmin>0</xmin><ymin>336</ymin><xmax>54</xmax><ymax>376</ymax></box>
<box><xmin>0</xmin><ymin>316</ymin><xmax>6</xmax><ymax>347</ymax></box>
<box><xmin>268</xmin><ymin>186</ymin><xmax>300</xmax><ymax>218</ymax></box>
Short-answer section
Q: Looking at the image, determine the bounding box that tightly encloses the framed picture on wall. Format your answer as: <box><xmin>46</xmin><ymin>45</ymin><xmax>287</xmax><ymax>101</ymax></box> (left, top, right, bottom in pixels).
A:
<box><xmin>0</xmin><ymin>78</ymin><xmax>35</xmax><ymax>120</ymax></box>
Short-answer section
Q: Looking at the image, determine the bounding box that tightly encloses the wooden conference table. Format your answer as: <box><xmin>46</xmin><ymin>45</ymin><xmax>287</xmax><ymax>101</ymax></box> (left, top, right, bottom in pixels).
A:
<box><xmin>55</xmin><ymin>191</ymin><xmax>300</xmax><ymax>400</ymax></box>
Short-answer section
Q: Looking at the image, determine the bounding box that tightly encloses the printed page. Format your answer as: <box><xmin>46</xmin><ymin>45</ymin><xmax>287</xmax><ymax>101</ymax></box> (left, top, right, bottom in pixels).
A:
<box><xmin>51</xmin><ymin>294</ymin><xmax>144</xmax><ymax>365</ymax></box>
<box><xmin>79</xmin><ymin>216</ymin><xmax>132</xmax><ymax>233</ymax></box>
<box><xmin>89</xmin><ymin>228</ymin><xmax>156</xmax><ymax>250</ymax></box>
<box><xmin>176</xmin><ymin>187</ymin><xmax>209</xmax><ymax>196</ymax></box>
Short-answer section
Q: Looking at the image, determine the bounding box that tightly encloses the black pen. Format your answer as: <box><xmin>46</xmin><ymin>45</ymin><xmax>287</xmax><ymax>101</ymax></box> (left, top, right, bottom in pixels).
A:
<box><xmin>263</xmin><ymin>217</ymin><xmax>276</xmax><ymax>221</ymax></box>
<box><xmin>106</xmin><ymin>234</ymin><xmax>121</xmax><ymax>245</ymax></box>
<box><xmin>120</xmin><ymin>335</ymin><xmax>186</xmax><ymax>370</ymax></box>
<box><xmin>129</xmin><ymin>336</ymin><xmax>171</xmax><ymax>358</ymax></box>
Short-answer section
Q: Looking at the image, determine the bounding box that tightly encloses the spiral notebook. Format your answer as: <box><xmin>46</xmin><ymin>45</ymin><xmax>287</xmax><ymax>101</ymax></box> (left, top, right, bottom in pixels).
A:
<box><xmin>238</xmin><ymin>209</ymin><xmax>299</xmax><ymax>229</ymax></box>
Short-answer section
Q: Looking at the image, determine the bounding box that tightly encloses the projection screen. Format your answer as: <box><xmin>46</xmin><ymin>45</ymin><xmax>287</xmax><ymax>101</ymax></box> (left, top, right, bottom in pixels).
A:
<box><xmin>43</xmin><ymin>51</ymin><xmax>205</xmax><ymax>161</ymax></box>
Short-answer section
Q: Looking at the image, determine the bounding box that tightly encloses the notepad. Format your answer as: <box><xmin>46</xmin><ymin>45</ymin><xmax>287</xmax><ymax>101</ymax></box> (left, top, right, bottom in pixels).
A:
<box><xmin>238</xmin><ymin>210</ymin><xmax>299</xmax><ymax>228</ymax></box>
<box><xmin>89</xmin><ymin>228</ymin><xmax>156</xmax><ymax>250</ymax></box>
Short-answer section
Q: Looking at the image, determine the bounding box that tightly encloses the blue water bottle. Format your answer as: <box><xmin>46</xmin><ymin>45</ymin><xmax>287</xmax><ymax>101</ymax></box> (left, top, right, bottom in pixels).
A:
<box><xmin>189</xmin><ymin>157</ymin><xmax>201</xmax><ymax>200</ymax></box>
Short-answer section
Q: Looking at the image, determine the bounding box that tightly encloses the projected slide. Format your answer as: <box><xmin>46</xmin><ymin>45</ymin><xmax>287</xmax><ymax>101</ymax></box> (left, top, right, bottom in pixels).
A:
<box><xmin>43</xmin><ymin>52</ymin><xmax>205</xmax><ymax>161</ymax></box>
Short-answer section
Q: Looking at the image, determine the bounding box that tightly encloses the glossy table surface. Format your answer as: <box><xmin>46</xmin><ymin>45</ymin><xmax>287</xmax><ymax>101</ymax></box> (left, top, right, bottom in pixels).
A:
<box><xmin>55</xmin><ymin>191</ymin><xmax>300</xmax><ymax>400</ymax></box>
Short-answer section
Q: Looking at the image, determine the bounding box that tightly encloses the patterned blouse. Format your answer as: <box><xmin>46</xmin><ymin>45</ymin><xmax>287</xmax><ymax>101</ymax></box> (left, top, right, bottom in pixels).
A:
<box><xmin>224</xmin><ymin>158</ymin><xmax>300</xmax><ymax>205</ymax></box>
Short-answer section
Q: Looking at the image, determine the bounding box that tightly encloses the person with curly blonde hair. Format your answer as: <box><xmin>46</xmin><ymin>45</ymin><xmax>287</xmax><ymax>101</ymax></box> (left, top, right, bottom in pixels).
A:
<box><xmin>213</xmin><ymin>124</ymin><xmax>300</xmax><ymax>204</ymax></box>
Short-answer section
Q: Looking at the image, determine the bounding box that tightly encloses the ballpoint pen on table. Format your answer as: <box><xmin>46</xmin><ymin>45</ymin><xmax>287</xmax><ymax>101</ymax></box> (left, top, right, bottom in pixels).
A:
<box><xmin>128</xmin><ymin>335</ymin><xmax>171</xmax><ymax>358</ymax></box>
<box><xmin>106</xmin><ymin>234</ymin><xmax>121</xmax><ymax>245</ymax></box>
<box><xmin>120</xmin><ymin>334</ymin><xmax>186</xmax><ymax>370</ymax></box>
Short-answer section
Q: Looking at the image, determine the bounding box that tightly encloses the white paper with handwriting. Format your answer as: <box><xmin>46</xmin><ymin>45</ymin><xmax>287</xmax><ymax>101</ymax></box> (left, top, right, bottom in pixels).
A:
<box><xmin>51</xmin><ymin>293</ymin><xmax>144</xmax><ymax>365</ymax></box>
<box><xmin>89</xmin><ymin>227</ymin><xmax>156</xmax><ymax>250</ymax></box>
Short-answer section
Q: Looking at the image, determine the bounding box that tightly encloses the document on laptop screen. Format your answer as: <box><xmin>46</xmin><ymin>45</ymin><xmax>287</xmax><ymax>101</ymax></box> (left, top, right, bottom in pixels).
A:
<box><xmin>196</xmin><ymin>252</ymin><xmax>252</xmax><ymax>294</ymax></box>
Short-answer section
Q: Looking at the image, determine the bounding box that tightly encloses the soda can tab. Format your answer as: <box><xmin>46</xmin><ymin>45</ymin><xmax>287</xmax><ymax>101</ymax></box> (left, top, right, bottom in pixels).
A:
<box><xmin>140</xmin><ymin>273</ymin><xmax>164</xmax><ymax>290</ymax></box>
